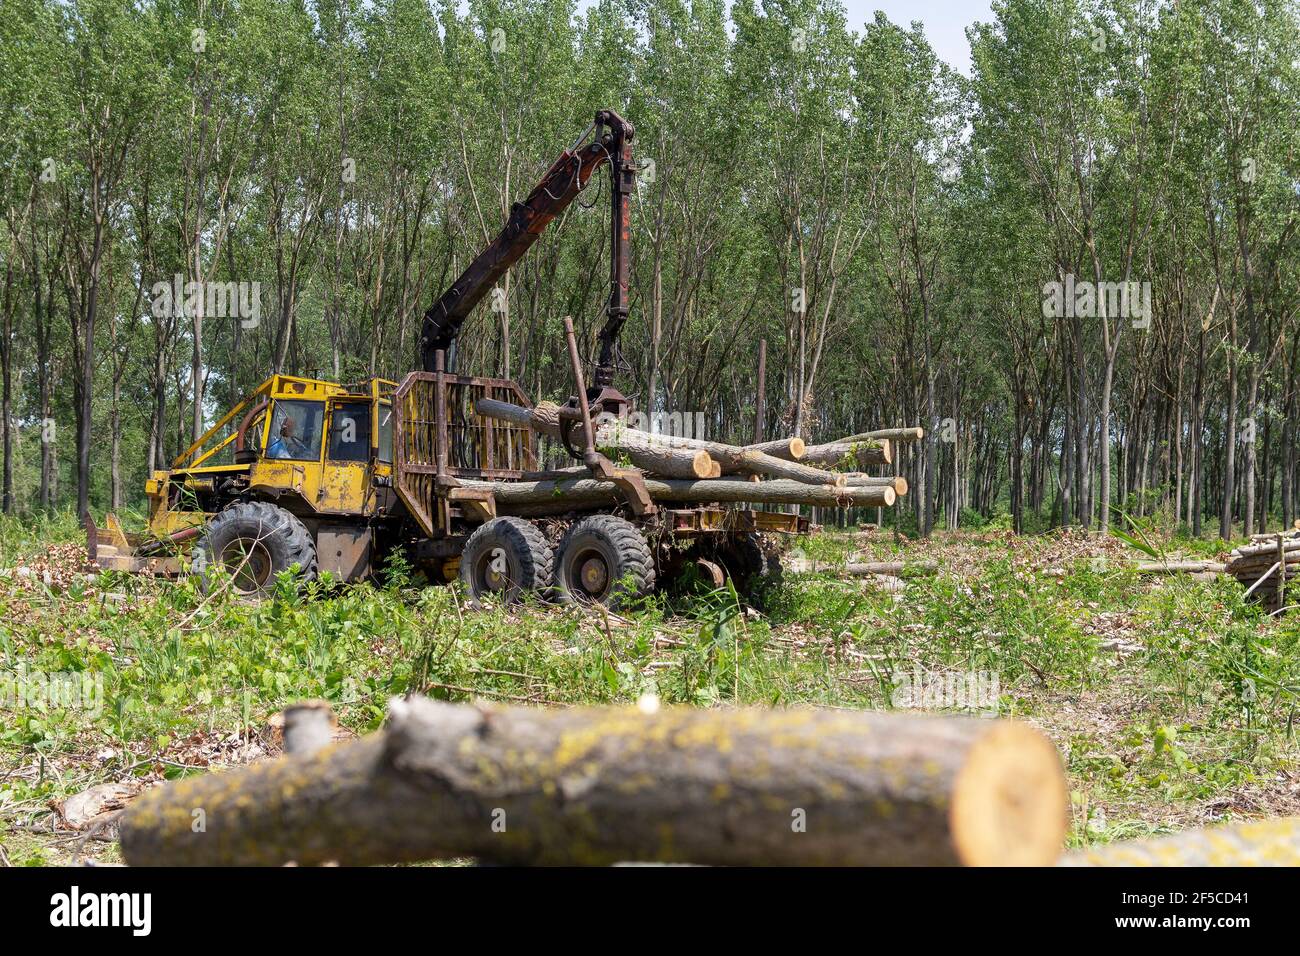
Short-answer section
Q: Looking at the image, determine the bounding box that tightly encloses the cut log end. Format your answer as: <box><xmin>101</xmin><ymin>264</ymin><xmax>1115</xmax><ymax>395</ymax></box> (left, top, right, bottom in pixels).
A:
<box><xmin>691</xmin><ymin>451</ymin><xmax>715</xmax><ymax>479</ymax></box>
<box><xmin>950</xmin><ymin>722</ymin><xmax>1068</xmax><ymax>866</ymax></box>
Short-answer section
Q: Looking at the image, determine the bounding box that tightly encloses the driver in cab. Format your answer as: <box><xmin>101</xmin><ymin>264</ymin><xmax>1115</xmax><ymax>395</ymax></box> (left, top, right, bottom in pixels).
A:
<box><xmin>267</xmin><ymin>416</ymin><xmax>308</xmax><ymax>459</ymax></box>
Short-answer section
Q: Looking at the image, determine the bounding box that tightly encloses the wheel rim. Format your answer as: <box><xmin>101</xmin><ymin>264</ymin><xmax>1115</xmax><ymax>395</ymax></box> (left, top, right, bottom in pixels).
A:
<box><xmin>570</xmin><ymin>547</ymin><xmax>611</xmax><ymax>600</ymax></box>
<box><xmin>220</xmin><ymin>538</ymin><xmax>274</xmax><ymax>594</ymax></box>
<box><xmin>473</xmin><ymin>547</ymin><xmax>513</xmax><ymax>596</ymax></box>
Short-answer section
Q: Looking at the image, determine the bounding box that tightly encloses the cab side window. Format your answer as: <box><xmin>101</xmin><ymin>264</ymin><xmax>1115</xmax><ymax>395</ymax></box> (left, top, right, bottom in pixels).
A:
<box><xmin>328</xmin><ymin>401</ymin><xmax>371</xmax><ymax>462</ymax></box>
<box><xmin>377</xmin><ymin>404</ymin><xmax>393</xmax><ymax>464</ymax></box>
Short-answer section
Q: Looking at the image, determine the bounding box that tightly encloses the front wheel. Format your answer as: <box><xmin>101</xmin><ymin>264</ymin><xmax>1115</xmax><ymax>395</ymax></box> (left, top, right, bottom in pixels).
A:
<box><xmin>555</xmin><ymin>514</ymin><xmax>655</xmax><ymax>610</ymax></box>
<box><xmin>193</xmin><ymin>501</ymin><xmax>318</xmax><ymax>598</ymax></box>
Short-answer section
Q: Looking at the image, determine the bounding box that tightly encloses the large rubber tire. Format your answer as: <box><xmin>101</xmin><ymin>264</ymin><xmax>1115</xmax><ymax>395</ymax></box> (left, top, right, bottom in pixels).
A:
<box><xmin>555</xmin><ymin>514</ymin><xmax>655</xmax><ymax>611</ymax></box>
<box><xmin>193</xmin><ymin>501</ymin><xmax>318</xmax><ymax>598</ymax></box>
<box><xmin>459</xmin><ymin>517</ymin><xmax>554</xmax><ymax>608</ymax></box>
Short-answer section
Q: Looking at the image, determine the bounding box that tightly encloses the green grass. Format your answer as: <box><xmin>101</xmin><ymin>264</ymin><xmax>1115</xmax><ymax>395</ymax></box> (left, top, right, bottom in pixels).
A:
<box><xmin>1</xmin><ymin>513</ymin><xmax>1298</xmax><ymax>862</ymax></box>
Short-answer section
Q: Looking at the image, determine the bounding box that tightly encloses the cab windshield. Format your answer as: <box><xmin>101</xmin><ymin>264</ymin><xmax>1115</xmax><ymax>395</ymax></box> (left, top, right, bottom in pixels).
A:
<box><xmin>266</xmin><ymin>400</ymin><xmax>324</xmax><ymax>461</ymax></box>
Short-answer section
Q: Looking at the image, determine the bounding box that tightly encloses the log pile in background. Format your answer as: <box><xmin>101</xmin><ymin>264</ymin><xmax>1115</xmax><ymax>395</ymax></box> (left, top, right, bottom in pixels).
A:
<box><xmin>1226</xmin><ymin>530</ymin><xmax>1300</xmax><ymax>614</ymax></box>
<box><xmin>117</xmin><ymin>696</ymin><xmax>1068</xmax><ymax>867</ymax></box>
<box><xmin>473</xmin><ymin>397</ymin><xmax>920</xmax><ymax>514</ymax></box>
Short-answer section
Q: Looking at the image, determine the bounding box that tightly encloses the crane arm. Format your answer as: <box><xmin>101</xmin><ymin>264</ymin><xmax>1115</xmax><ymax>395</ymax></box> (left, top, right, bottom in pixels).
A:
<box><xmin>419</xmin><ymin>110</ymin><xmax>635</xmax><ymax>386</ymax></box>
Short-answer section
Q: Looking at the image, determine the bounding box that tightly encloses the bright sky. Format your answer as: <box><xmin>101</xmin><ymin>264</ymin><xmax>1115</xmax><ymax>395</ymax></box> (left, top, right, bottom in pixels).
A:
<box><xmin>851</xmin><ymin>1</ymin><xmax>992</xmax><ymax>75</ymax></box>
<box><xmin>569</xmin><ymin>0</ymin><xmax>993</xmax><ymax>75</ymax></box>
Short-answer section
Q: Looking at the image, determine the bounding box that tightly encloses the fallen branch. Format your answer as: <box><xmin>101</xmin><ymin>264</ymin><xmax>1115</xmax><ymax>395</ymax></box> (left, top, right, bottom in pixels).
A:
<box><xmin>844</xmin><ymin>561</ymin><xmax>939</xmax><ymax>578</ymax></box>
<box><xmin>1133</xmin><ymin>561</ymin><xmax>1226</xmax><ymax>575</ymax></box>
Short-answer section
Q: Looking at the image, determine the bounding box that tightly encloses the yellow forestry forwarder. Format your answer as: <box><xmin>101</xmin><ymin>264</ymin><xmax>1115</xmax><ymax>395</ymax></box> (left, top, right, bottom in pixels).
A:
<box><xmin>87</xmin><ymin>111</ymin><xmax>806</xmax><ymax>608</ymax></box>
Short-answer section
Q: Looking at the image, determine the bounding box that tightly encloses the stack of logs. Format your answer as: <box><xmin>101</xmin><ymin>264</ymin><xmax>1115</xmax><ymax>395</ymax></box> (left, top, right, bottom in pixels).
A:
<box><xmin>1226</xmin><ymin>527</ymin><xmax>1300</xmax><ymax>615</ymax></box>
<box><xmin>470</xmin><ymin>397</ymin><xmax>921</xmax><ymax>515</ymax></box>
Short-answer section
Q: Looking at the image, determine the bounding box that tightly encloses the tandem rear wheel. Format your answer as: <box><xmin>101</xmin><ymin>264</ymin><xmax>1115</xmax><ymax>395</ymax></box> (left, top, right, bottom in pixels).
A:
<box><xmin>554</xmin><ymin>514</ymin><xmax>656</xmax><ymax>611</ymax></box>
<box><xmin>458</xmin><ymin>514</ymin><xmax>656</xmax><ymax>611</ymax></box>
<box><xmin>459</xmin><ymin>516</ymin><xmax>555</xmax><ymax>608</ymax></box>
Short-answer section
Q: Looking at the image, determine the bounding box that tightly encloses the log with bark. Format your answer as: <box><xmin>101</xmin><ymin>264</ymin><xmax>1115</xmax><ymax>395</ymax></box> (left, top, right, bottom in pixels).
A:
<box><xmin>463</xmin><ymin>476</ymin><xmax>894</xmax><ymax>516</ymax></box>
<box><xmin>841</xmin><ymin>474</ymin><xmax>909</xmax><ymax>495</ymax></box>
<box><xmin>1234</xmin><ymin>547</ymin><xmax>1300</xmax><ymax>562</ymax></box>
<box><xmin>1229</xmin><ymin>538</ymin><xmax>1300</xmax><ymax>562</ymax></box>
<box><xmin>476</xmin><ymin>397</ymin><xmax>564</xmax><ymax>441</ymax></box>
<box><xmin>802</xmin><ymin>439</ymin><xmax>892</xmax><ymax>470</ymax></box>
<box><xmin>747</xmin><ymin>437</ymin><xmax>806</xmax><ymax>460</ymax></box>
<box><xmin>1061</xmin><ymin>816</ymin><xmax>1300</xmax><ymax>867</ymax></box>
<box><xmin>838</xmin><ymin>426</ymin><xmax>924</xmax><ymax>444</ymax></box>
<box><xmin>593</xmin><ymin>421</ymin><xmax>845</xmax><ymax>487</ymax></box>
<box><xmin>592</xmin><ymin>424</ymin><xmax>716</xmax><ymax>479</ymax></box>
<box><xmin>844</xmin><ymin>560</ymin><xmax>939</xmax><ymax>578</ymax></box>
<box><xmin>117</xmin><ymin>697</ymin><xmax>1067</xmax><ymax>867</ymax></box>
<box><xmin>475</xmin><ymin>399</ymin><xmax>833</xmax><ymax>486</ymax></box>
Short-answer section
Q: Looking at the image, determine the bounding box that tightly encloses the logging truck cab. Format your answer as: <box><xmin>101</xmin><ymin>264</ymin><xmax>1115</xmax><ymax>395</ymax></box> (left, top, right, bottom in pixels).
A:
<box><xmin>88</xmin><ymin>373</ymin><xmax>401</xmax><ymax>588</ymax></box>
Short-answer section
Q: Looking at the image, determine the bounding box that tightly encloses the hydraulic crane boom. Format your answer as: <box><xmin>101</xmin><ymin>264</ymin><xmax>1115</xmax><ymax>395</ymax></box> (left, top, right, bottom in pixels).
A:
<box><xmin>419</xmin><ymin>110</ymin><xmax>635</xmax><ymax>395</ymax></box>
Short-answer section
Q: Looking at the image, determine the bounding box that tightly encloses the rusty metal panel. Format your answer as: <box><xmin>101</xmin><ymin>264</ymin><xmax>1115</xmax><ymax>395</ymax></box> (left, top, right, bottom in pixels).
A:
<box><xmin>393</xmin><ymin>371</ymin><xmax>537</xmax><ymax>537</ymax></box>
<box><xmin>316</xmin><ymin>526</ymin><xmax>373</xmax><ymax>581</ymax></box>
<box><xmin>750</xmin><ymin>510</ymin><xmax>807</xmax><ymax>534</ymax></box>
<box><xmin>443</xmin><ymin>379</ymin><xmax>537</xmax><ymax>477</ymax></box>
<box><xmin>318</xmin><ymin>462</ymin><xmax>368</xmax><ymax>513</ymax></box>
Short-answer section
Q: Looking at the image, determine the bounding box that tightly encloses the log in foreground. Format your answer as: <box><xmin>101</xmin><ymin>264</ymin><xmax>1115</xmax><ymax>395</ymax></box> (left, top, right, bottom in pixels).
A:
<box><xmin>463</xmin><ymin>476</ymin><xmax>894</xmax><ymax>515</ymax></box>
<box><xmin>1061</xmin><ymin>816</ymin><xmax>1300</xmax><ymax>867</ymax></box>
<box><xmin>118</xmin><ymin>697</ymin><xmax>1068</xmax><ymax>866</ymax></box>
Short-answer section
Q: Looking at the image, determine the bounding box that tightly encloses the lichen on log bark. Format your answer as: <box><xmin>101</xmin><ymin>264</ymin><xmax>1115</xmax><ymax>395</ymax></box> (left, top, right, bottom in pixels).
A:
<box><xmin>118</xmin><ymin>698</ymin><xmax>1067</xmax><ymax>867</ymax></box>
<box><xmin>1061</xmin><ymin>817</ymin><xmax>1300</xmax><ymax>866</ymax></box>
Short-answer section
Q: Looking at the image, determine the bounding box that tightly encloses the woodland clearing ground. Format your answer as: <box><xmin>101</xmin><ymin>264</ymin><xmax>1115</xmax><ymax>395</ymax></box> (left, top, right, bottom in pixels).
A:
<box><xmin>0</xmin><ymin>512</ymin><xmax>1297</xmax><ymax>865</ymax></box>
